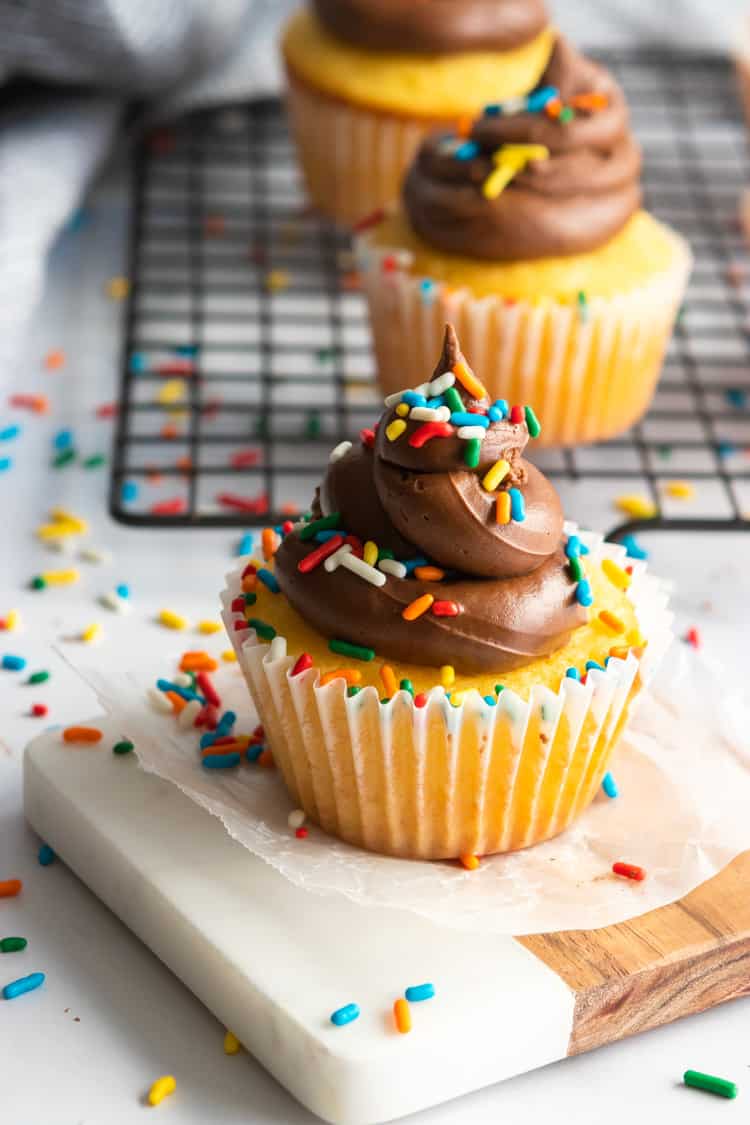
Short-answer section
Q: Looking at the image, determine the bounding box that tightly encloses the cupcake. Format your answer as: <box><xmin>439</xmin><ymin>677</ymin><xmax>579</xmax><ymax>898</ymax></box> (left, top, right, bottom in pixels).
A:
<box><xmin>281</xmin><ymin>1</ymin><xmax>555</xmax><ymax>225</ymax></box>
<box><xmin>357</xmin><ymin>36</ymin><xmax>692</xmax><ymax>445</ymax></box>
<box><xmin>222</xmin><ymin>326</ymin><xmax>671</xmax><ymax>860</ymax></box>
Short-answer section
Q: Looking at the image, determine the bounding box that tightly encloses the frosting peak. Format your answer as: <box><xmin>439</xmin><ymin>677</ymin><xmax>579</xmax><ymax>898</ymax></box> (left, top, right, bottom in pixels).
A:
<box><xmin>311</xmin><ymin>0</ymin><xmax>548</xmax><ymax>54</ymax></box>
<box><xmin>403</xmin><ymin>36</ymin><xmax>642</xmax><ymax>260</ymax></box>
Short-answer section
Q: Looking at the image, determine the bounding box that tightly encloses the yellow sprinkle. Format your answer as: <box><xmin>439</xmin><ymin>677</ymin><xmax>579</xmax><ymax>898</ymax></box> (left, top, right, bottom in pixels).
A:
<box><xmin>222</xmin><ymin>649</ymin><xmax>237</xmax><ymax>663</ymax></box>
<box><xmin>50</xmin><ymin>507</ymin><xmax>87</xmax><ymax>530</ymax></box>
<box><xmin>224</xmin><ymin>1030</ymin><xmax>241</xmax><ymax>1055</ymax></box>
<box><xmin>198</xmin><ymin>620</ymin><xmax>223</xmax><ymax>634</ymax></box>
<box><xmin>380</xmin><ymin>664</ymin><xmax>398</xmax><ymax>698</ymax></box>
<box><xmin>158</xmin><ymin>609</ymin><xmax>188</xmax><ymax>630</ymax></box>
<box><xmin>482</xmin><ymin>161</ymin><xmax>518</xmax><ymax>200</ymax></box>
<box><xmin>665</xmin><ymin>480</ymin><xmax>695</xmax><ymax>500</ymax></box>
<box><xmin>36</xmin><ymin>522</ymin><xmax>80</xmax><ymax>541</ymax></box>
<box><xmin>598</xmin><ymin>610</ymin><xmax>625</xmax><ymax>634</ymax></box>
<box><xmin>614</xmin><ymin>494</ymin><xmax>657</xmax><ymax>519</ymax></box>
<box><xmin>385</xmin><ymin>419</ymin><xmax>407</xmax><ymax>442</ymax></box>
<box><xmin>440</xmin><ymin>665</ymin><xmax>455</xmax><ymax>688</ymax></box>
<box><xmin>157</xmin><ymin>379</ymin><xmax>186</xmax><ymax>405</ymax></box>
<box><xmin>363</xmin><ymin>540</ymin><xmax>378</xmax><ymax>567</ymax></box>
<box><xmin>482</xmin><ymin>144</ymin><xmax>549</xmax><ymax>199</ymax></box>
<box><xmin>601</xmin><ymin>559</ymin><xmax>631</xmax><ymax>591</ymax></box>
<box><xmin>402</xmin><ymin>593</ymin><xmax>434</xmax><ymax>621</ymax></box>
<box><xmin>395</xmin><ymin>403</ymin><xmax>410</xmax><ymax>417</ymax></box>
<box><xmin>451</xmin><ymin>691</ymin><xmax>466</xmax><ymax>707</ymax></box>
<box><xmin>627</xmin><ymin>628</ymin><xmax>646</xmax><ymax>647</ymax></box>
<box><xmin>265</xmin><ymin>269</ymin><xmax>289</xmax><ymax>293</ymax></box>
<box><xmin>41</xmin><ymin>568</ymin><xmax>80</xmax><ymax>586</ymax></box>
<box><xmin>5</xmin><ymin>610</ymin><xmax>20</xmax><ymax>631</ymax></box>
<box><xmin>496</xmin><ymin>492</ymin><xmax>511</xmax><ymax>524</ymax></box>
<box><xmin>499</xmin><ymin>143</ymin><xmax>550</xmax><ymax>162</ymax></box>
<box><xmin>81</xmin><ymin>622</ymin><xmax>101</xmax><ymax>644</ymax></box>
<box><xmin>105</xmin><ymin>276</ymin><xmax>130</xmax><ymax>300</ymax></box>
<box><xmin>482</xmin><ymin>458</ymin><xmax>510</xmax><ymax>492</ymax></box>
<box><xmin>452</xmin><ymin>359</ymin><xmax>488</xmax><ymax>401</ymax></box>
<box><xmin>147</xmin><ymin>1075</ymin><xmax>176</xmax><ymax>1106</ymax></box>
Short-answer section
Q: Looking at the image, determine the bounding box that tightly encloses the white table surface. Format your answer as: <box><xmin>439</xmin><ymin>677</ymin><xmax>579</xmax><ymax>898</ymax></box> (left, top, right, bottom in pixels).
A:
<box><xmin>1</xmin><ymin>163</ymin><xmax>749</xmax><ymax>1124</ymax></box>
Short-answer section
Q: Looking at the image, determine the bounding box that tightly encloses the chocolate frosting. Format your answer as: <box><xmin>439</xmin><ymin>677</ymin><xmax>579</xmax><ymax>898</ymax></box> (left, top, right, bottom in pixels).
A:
<box><xmin>403</xmin><ymin>36</ymin><xmax>642</xmax><ymax>260</ymax></box>
<box><xmin>312</xmin><ymin>0</ymin><xmax>547</xmax><ymax>54</ymax></box>
<box><xmin>275</xmin><ymin>325</ymin><xmax>586</xmax><ymax>674</ymax></box>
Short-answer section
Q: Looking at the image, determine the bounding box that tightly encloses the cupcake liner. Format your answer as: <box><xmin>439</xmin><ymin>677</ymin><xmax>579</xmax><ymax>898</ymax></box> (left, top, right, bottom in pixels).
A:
<box><xmin>221</xmin><ymin>528</ymin><xmax>673</xmax><ymax>860</ymax></box>
<box><xmin>356</xmin><ymin>230</ymin><xmax>692</xmax><ymax>446</ymax></box>
<box><xmin>736</xmin><ymin>50</ymin><xmax>750</xmax><ymax>128</ymax></box>
<box><xmin>284</xmin><ymin>68</ymin><xmax>454</xmax><ymax>226</ymax></box>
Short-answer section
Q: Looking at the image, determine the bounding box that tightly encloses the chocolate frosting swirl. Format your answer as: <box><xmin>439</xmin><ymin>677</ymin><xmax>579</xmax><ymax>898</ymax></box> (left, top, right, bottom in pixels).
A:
<box><xmin>403</xmin><ymin>36</ymin><xmax>642</xmax><ymax>260</ymax></box>
<box><xmin>312</xmin><ymin>0</ymin><xmax>547</xmax><ymax>54</ymax></box>
<box><xmin>275</xmin><ymin>325</ymin><xmax>586</xmax><ymax>674</ymax></box>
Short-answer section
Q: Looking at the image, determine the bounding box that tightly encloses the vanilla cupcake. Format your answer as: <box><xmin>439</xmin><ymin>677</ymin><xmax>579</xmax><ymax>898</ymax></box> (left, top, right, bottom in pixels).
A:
<box><xmin>281</xmin><ymin>1</ymin><xmax>555</xmax><ymax>224</ymax></box>
<box><xmin>222</xmin><ymin>326</ymin><xmax>671</xmax><ymax>860</ymax></box>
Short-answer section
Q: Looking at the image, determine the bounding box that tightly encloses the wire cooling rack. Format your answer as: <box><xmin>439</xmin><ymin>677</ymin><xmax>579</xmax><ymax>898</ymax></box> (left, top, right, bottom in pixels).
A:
<box><xmin>110</xmin><ymin>51</ymin><xmax>750</xmax><ymax>538</ymax></box>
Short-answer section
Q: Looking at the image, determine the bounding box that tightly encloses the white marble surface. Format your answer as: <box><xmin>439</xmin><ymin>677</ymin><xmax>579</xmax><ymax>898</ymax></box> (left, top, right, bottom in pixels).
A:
<box><xmin>1</xmin><ymin>167</ymin><xmax>749</xmax><ymax>1123</ymax></box>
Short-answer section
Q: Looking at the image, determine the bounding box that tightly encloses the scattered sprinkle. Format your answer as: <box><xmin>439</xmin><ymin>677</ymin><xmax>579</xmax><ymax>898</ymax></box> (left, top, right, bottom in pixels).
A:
<box><xmin>405</xmin><ymin>983</ymin><xmax>435</xmax><ymax>1003</ymax></box>
<box><xmin>684</xmin><ymin>626</ymin><xmax>701</xmax><ymax>649</ymax></box>
<box><xmin>393</xmin><ymin>998</ymin><xmax>412</xmax><ymax>1034</ymax></box>
<box><xmin>105</xmin><ymin>276</ymin><xmax>130</xmax><ymax>300</ymax></box>
<box><xmin>402</xmin><ymin>594</ymin><xmax>434</xmax><ymax>621</ymax></box>
<box><xmin>113</xmin><ymin>740</ymin><xmax>135</xmax><ymax>756</ymax></box>
<box><xmin>2</xmin><ymin>654</ymin><xmax>26</xmax><ymax>672</ymax></box>
<box><xmin>612</xmin><ymin>861</ymin><xmax>645</xmax><ymax>882</ymax></box>
<box><xmin>147</xmin><ymin>1075</ymin><xmax>176</xmax><ymax>1107</ymax></box>
<box><xmin>265</xmin><ymin>269</ymin><xmax>289</xmax><ymax>293</ymax></box>
<box><xmin>30</xmin><ymin>703</ymin><xmax>48</xmax><ymax>718</ymax></box>
<box><xmin>3</xmin><ymin>972</ymin><xmax>45</xmax><ymax>1000</ymax></box>
<box><xmin>38</xmin><ymin>844</ymin><xmax>55</xmax><ymax>866</ymax></box>
<box><xmin>44</xmin><ymin>349</ymin><xmax>65</xmax><ymax>370</ymax></box>
<box><xmin>665</xmin><ymin>480</ymin><xmax>695</xmax><ymax>499</ymax></box>
<box><xmin>329</xmin><ymin>639</ymin><xmax>375</xmax><ymax>662</ymax></box>
<box><xmin>0</xmin><ymin>938</ymin><xmax>27</xmax><ymax>953</ymax></box>
<box><xmin>331</xmin><ymin>1003</ymin><xmax>360</xmax><ymax>1027</ymax></box>
<box><xmin>0</xmin><ymin>879</ymin><xmax>22</xmax><ymax>898</ymax></box>
<box><xmin>224</xmin><ymin>1031</ymin><xmax>241</xmax><ymax>1056</ymax></box>
<box><xmin>620</xmin><ymin>534</ymin><xmax>649</xmax><ymax>560</ymax></box>
<box><xmin>683</xmin><ymin>1070</ymin><xmax>737</xmax><ymax>1100</ymax></box>
<box><xmin>614</xmin><ymin>494</ymin><xmax>657</xmax><ymax>519</ymax></box>
<box><xmin>460</xmin><ymin>854</ymin><xmax>480</xmax><ymax>871</ymax></box>
<box><xmin>158</xmin><ymin>610</ymin><xmax>188</xmax><ymax>631</ymax></box>
<box><xmin>601</xmin><ymin>772</ymin><xmax>619</xmax><ymax>798</ymax></box>
<box><xmin>288</xmin><ymin>809</ymin><xmax>306</xmax><ymax>830</ymax></box>
<box><xmin>63</xmin><ymin>726</ymin><xmax>103</xmax><ymax>744</ymax></box>
<box><xmin>81</xmin><ymin>622</ymin><xmax>102</xmax><ymax>644</ymax></box>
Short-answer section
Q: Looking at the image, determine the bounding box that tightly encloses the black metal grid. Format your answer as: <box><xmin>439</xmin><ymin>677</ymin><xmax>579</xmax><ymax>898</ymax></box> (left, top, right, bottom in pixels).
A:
<box><xmin>110</xmin><ymin>51</ymin><xmax>750</xmax><ymax>538</ymax></box>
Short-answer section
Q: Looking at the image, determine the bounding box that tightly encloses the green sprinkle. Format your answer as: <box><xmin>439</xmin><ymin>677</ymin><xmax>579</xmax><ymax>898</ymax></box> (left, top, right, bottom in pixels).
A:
<box><xmin>27</xmin><ymin>670</ymin><xmax>50</xmax><ymax>685</ymax></box>
<box><xmin>113</xmin><ymin>740</ymin><xmax>135</xmax><ymax>756</ymax></box>
<box><xmin>399</xmin><ymin>678</ymin><xmax>414</xmax><ymax>696</ymax></box>
<box><xmin>380</xmin><ymin>697</ymin><xmax>390</xmax><ymax>705</ymax></box>
<box><xmin>244</xmin><ymin>592</ymin><xmax>257</xmax><ymax>606</ymax></box>
<box><xmin>53</xmin><ymin>448</ymin><xmax>76</xmax><ymax>468</ymax></box>
<box><xmin>316</xmin><ymin>348</ymin><xmax>337</xmax><ymax>363</ymax></box>
<box><xmin>83</xmin><ymin>453</ymin><xmax>106</xmax><ymax>469</ymax></box>
<box><xmin>577</xmin><ymin>290</ymin><xmax>588</xmax><ymax>323</ymax></box>
<box><xmin>463</xmin><ymin>438</ymin><xmax>481</xmax><ymax>469</ymax></box>
<box><xmin>377</xmin><ymin>548</ymin><xmax>394</xmax><ymax>562</ymax></box>
<box><xmin>247</xmin><ymin>618</ymin><xmax>276</xmax><ymax>641</ymax></box>
<box><xmin>30</xmin><ymin>576</ymin><xmax>46</xmax><ymax>590</ymax></box>
<box><xmin>683</xmin><ymin>1071</ymin><xmax>737</xmax><ymax>1100</ymax></box>
<box><xmin>495</xmin><ymin>684</ymin><xmax>505</xmax><ymax>695</ymax></box>
<box><xmin>299</xmin><ymin>512</ymin><xmax>341</xmax><ymax>541</ymax></box>
<box><xmin>444</xmin><ymin>386</ymin><xmax>463</xmax><ymax>413</ymax></box>
<box><xmin>569</xmin><ymin>556</ymin><xmax>584</xmax><ymax>582</ymax></box>
<box><xmin>559</xmin><ymin>106</ymin><xmax>575</xmax><ymax>123</ymax></box>
<box><xmin>658</xmin><ymin>444</ymin><xmax>672</xmax><ymax>460</ymax></box>
<box><xmin>0</xmin><ymin>937</ymin><xmax>27</xmax><ymax>953</ymax></box>
<box><xmin>254</xmin><ymin>414</ymin><xmax>269</xmax><ymax>438</ymax></box>
<box><xmin>329</xmin><ymin>639</ymin><xmax>375</xmax><ymax>662</ymax></box>
<box><xmin>305</xmin><ymin>410</ymin><xmax>321</xmax><ymax>439</ymax></box>
<box><xmin>347</xmin><ymin>685</ymin><xmax>361</xmax><ymax>697</ymax></box>
<box><xmin>524</xmin><ymin>405</ymin><xmax>541</xmax><ymax>439</ymax></box>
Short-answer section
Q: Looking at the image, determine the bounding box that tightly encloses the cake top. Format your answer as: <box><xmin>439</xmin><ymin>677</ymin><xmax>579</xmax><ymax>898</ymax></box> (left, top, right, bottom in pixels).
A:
<box><xmin>403</xmin><ymin>35</ymin><xmax>642</xmax><ymax>260</ymax></box>
<box><xmin>272</xmin><ymin>325</ymin><xmax>589</xmax><ymax>673</ymax></box>
<box><xmin>311</xmin><ymin>0</ymin><xmax>548</xmax><ymax>54</ymax></box>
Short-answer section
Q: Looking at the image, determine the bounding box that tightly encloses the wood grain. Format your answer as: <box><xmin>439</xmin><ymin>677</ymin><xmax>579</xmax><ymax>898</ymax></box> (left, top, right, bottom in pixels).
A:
<box><xmin>519</xmin><ymin>852</ymin><xmax>750</xmax><ymax>1055</ymax></box>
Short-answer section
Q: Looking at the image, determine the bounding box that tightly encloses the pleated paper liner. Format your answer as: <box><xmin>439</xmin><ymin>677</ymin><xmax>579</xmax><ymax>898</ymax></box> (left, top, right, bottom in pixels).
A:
<box><xmin>356</xmin><ymin>230</ymin><xmax>691</xmax><ymax>446</ymax></box>
<box><xmin>220</xmin><ymin>531</ymin><xmax>673</xmax><ymax>861</ymax></box>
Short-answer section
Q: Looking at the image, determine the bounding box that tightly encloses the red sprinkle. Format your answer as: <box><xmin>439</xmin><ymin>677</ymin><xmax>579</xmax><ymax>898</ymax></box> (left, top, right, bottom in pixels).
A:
<box><xmin>233</xmin><ymin>619</ymin><xmax>248</xmax><ymax>631</ymax></box>
<box><xmin>381</xmin><ymin>254</ymin><xmax>398</xmax><ymax>273</ymax></box>
<box><xmin>217</xmin><ymin>492</ymin><xmax>268</xmax><ymax>514</ymax></box>
<box><xmin>201</xmin><ymin>705</ymin><xmax>219</xmax><ymax>731</ymax></box>
<box><xmin>612</xmin><ymin>861</ymin><xmax>646</xmax><ymax>882</ymax></box>
<box><xmin>408</xmin><ymin>422</ymin><xmax>455</xmax><ymax>448</ymax></box>
<box><xmin>282</xmin><ymin>520</ymin><xmax>294</xmax><ymax>535</ymax></box>
<box><xmin>685</xmin><ymin>626</ymin><xmax>701</xmax><ymax>649</ymax></box>
<box><xmin>242</xmin><ymin>563</ymin><xmax>257</xmax><ymax>579</ymax></box>
<box><xmin>432</xmin><ymin>600</ymin><xmax>460</xmax><ymax>617</ymax></box>
<box><xmin>414</xmin><ymin>693</ymin><xmax>428</xmax><ymax>708</ymax></box>
<box><xmin>31</xmin><ymin>703</ymin><xmax>48</xmax><ymax>718</ymax></box>
<box><xmin>95</xmin><ymin>402</ymin><xmax>118</xmax><ymax>419</ymax></box>
<box><xmin>0</xmin><ymin>879</ymin><xmax>23</xmax><ymax>898</ymax></box>
<box><xmin>253</xmin><ymin>724</ymin><xmax>264</xmax><ymax>739</ymax></box>
<box><xmin>230</xmin><ymin>449</ymin><xmax>261</xmax><ymax>469</ymax></box>
<box><xmin>231</xmin><ymin>596</ymin><xmax>245</xmax><ymax>612</ymax></box>
<box><xmin>509</xmin><ymin>404</ymin><xmax>524</xmax><ymax>425</ymax></box>
<box><xmin>360</xmin><ymin>428</ymin><xmax>375</xmax><ymax>449</ymax></box>
<box><xmin>343</xmin><ymin>535</ymin><xmax>364</xmax><ymax>558</ymax></box>
<box><xmin>292</xmin><ymin>653</ymin><xmax>313</xmax><ymax>676</ymax></box>
<box><xmin>297</xmin><ymin>535</ymin><xmax>345</xmax><ymax>574</ymax></box>
<box><xmin>196</xmin><ymin>671</ymin><xmax>221</xmax><ymax>708</ymax></box>
<box><xmin>151</xmin><ymin>497</ymin><xmax>186</xmax><ymax>515</ymax></box>
<box><xmin>156</xmin><ymin>360</ymin><xmax>194</xmax><ymax>376</ymax></box>
<box><xmin>353</xmin><ymin>208</ymin><xmax>385</xmax><ymax>233</ymax></box>
<box><xmin>295</xmin><ymin>827</ymin><xmax>309</xmax><ymax>839</ymax></box>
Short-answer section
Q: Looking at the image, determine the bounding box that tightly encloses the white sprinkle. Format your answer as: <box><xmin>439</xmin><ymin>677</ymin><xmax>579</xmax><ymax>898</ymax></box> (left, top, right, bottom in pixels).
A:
<box><xmin>99</xmin><ymin>591</ymin><xmax>130</xmax><ymax>614</ymax></box>
<box><xmin>413</xmin><ymin>381</ymin><xmax>432</xmax><ymax>398</ymax></box>
<box><xmin>47</xmin><ymin>538</ymin><xmax>73</xmax><ymax>555</ymax></box>
<box><xmin>457</xmin><ymin>425</ymin><xmax>488</xmax><ymax>440</ymax></box>
<box><xmin>324</xmin><ymin>544</ymin><xmax>353</xmax><ymax>572</ymax></box>
<box><xmin>428</xmin><ymin>372</ymin><xmax>456</xmax><ymax>396</ymax></box>
<box><xmin>173</xmin><ymin>672</ymin><xmax>193</xmax><ymax>688</ymax></box>
<box><xmin>329</xmin><ymin>441</ymin><xmax>352</xmax><ymax>463</ymax></box>
<box><xmin>378</xmin><ymin>558</ymin><xmax>407</xmax><ymax>578</ymax></box>
<box><xmin>178</xmin><ymin>699</ymin><xmax>202</xmax><ymax>730</ymax></box>
<box><xmin>79</xmin><ymin>546</ymin><xmax>110</xmax><ymax>564</ymax></box>
<box><xmin>340</xmin><ymin>552</ymin><xmax>386</xmax><ymax>587</ymax></box>
<box><xmin>288</xmin><ymin>809</ymin><xmax>306</xmax><ymax>830</ymax></box>
<box><xmin>148</xmin><ymin>688</ymin><xmax>173</xmax><ymax>714</ymax></box>
<box><xmin>268</xmin><ymin>635</ymin><xmax>287</xmax><ymax>662</ymax></box>
<box><xmin>502</xmin><ymin>95</ymin><xmax>527</xmax><ymax>115</ymax></box>
<box><xmin>409</xmin><ymin>406</ymin><xmax>450</xmax><ymax>423</ymax></box>
<box><xmin>384</xmin><ymin>391</ymin><xmax>404</xmax><ymax>407</ymax></box>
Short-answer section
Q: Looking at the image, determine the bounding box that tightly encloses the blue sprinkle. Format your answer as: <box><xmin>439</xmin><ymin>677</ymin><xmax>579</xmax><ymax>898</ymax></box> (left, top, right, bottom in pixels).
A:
<box><xmin>565</xmin><ymin>667</ymin><xmax>580</xmax><ymax>680</ymax></box>
<box><xmin>717</xmin><ymin>440</ymin><xmax>737</xmax><ymax>459</ymax></box>
<box><xmin>215</xmin><ymin>710</ymin><xmax>236</xmax><ymax>738</ymax></box>
<box><xmin>53</xmin><ymin>429</ymin><xmax>73</xmax><ymax>450</ymax></box>
<box><xmin>509</xmin><ymin>488</ymin><xmax>525</xmax><ymax>522</ymax></box>
<box><xmin>0</xmin><ymin>425</ymin><xmax>21</xmax><ymax>442</ymax></box>
<box><xmin>454</xmin><ymin>140</ymin><xmax>479</xmax><ymax>160</ymax></box>
<box><xmin>419</xmin><ymin>279</ymin><xmax>436</xmax><ymax>304</ymax></box>
<box><xmin>246</xmin><ymin>744</ymin><xmax>264</xmax><ymax>763</ymax></box>
<box><xmin>200</xmin><ymin>732</ymin><xmax>217</xmax><ymax>750</ymax></box>
<box><xmin>129</xmin><ymin>352</ymin><xmax>149</xmax><ymax>375</ymax></box>
<box><xmin>585</xmin><ymin>660</ymin><xmax>605</xmax><ymax>673</ymax></box>
<box><xmin>2</xmin><ymin>654</ymin><xmax>26</xmax><ymax>671</ymax></box>
<box><xmin>237</xmin><ymin>532</ymin><xmax>254</xmax><ymax>556</ymax></box>
<box><xmin>725</xmin><ymin>387</ymin><xmax>747</xmax><ymax>409</ymax></box>
<box><xmin>121</xmin><ymin>479</ymin><xmax>139</xmax><ymax>503</ymax></box>
<box><xmin>450</xmin><ymin>412</ymin><xmax>489</xmax><ymax>429</ymax></box>
<box><xmin>3</xmin><ymin>972</ymin><xmax>45</xmax><ymax>1000</ymax></box>
<box><xmin>0</xmin><ymin>457</ymin><xmax>12</xmax><ymax>472</ymax></box>
<box><xmin>483</xmin><ymin>695</ymin><xmax>496</xmax><ymax>706</ymax></box>
<box><xmin>488</xmin><ymin>399</ymin><xmax>509</xmax><ymax>422</ymax></box>
<box><xmin>602</xmin><ymin>772</ymin><xmax>619</xmax><ymax>799</ymax></box>
<box><xmin>115</xmin><ymin>584</ymin><xmax>130</xmax><ymax>599</ymax></box>
<box><xmin>314</xmin><ymin>529</ymin><xmax>342</xmax><ymax>543</ymax></box>
<box><xmin>67</xmin><ymin>207</ymin><xmax>88</xmax><ymax>232</ymax></box>
<box><xmin>257</xmin><ymin>567</ymin><xmax>280</xmax><ymax>593</ymax></box>
<box><xmin>330</xmin><ymin>1003</ymin><xmax>360</xmax><ymax>1027</ymax></box>
<box><xmin>402</xmin><ymin>392</ymin><xmax>427</xmax><ymax>408</ymax></box>
<box><xmin>483</xmin><ymin>103</ymin><xmax>502</xmax><ymax>116</ymax></box>
<box><xmin>620</xmin><ymin>534</ymin><xmax>648</xmax><ymax>560</ymax></box>
<box><xmin>38</xmin><ymin>844</ymin><xmax>55</xmax><ymax>866</ymax></box>
<box><xmin>175</xmin><ymin>344</ymin><xmax>199</xmax><ymax>357</ymax></box>
<box><xmin>580</xmin><ymin>542</ymin><xmax>590</xmax><ymax>556</ymax></box>
<box><xmin>403</xmin><ymin>557</ymin><xmax>429</xmax><ymax>574</ymax></box>
<box><xmin>405</xmin><ymin>983</ymin><xmax>435</xmax><ymax>1003</ymax></box>
<box><xmin>426</xmin><ymin>395</ymin><xmax>446</xmax><ymax>409</ymax></box>
<box><xmin>576</xmin><ymin>579</ymin><xmax>593</xmax><ymax>607</ymax></box>
<box><xmin>565</xmin><ymin>535</ymin><xmax>581</xmax><ymax>559</ymax></box>
<box><xmin>202</xmin><ymin>752</ymin><xmax>241</xmax><ymax>770</ymax></box>
<box><xmin>156</xmin><ymin>679</ymin><xmax>201</xmax><ymax>703</ymax></box>
<box><xmin>526</xmin><ymin>85</ymin><xmax>559</xmax><ymax>112</ymax></box>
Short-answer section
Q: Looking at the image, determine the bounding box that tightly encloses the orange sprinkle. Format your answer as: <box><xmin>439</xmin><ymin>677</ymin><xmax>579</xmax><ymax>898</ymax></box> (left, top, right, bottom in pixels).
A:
<box><xmin>456</xmin><ymin>114</ymin><xmax>473</xmax><ymax>138</ymax></box>
<box><xmin>258</xmin><ymin>749</ymin><xmax>275</xmax><ymax>768</ymax></box>
<box><xmin>609</xmin><ymin>644</ymin><xmax>631</xmax><ymax>660</ymax></box>
<box><xmin>201</xmin><ymin>738</ymin><xmax>250</xmax><ymax>758</ymax></box>
<box><xmin>380</xmin><ymin>664</ymin><xmax>398</xmax><ymax>698</ymax></box>
<box><xmin>402</xmin><ymin>594</ymin><xmax>434</xmax><ymax>622</ymax></box>
<box><xmin>393</xmin><ymin>998</ymin><xmax>412</xmax><ymax>1034</ymax></box>
<box><xmin>0</xmin><ymin>879</ymin><xmax>22</xmax><ymax>898</ymax></box>
<box><xmin>598</xmin><ymin>610</ymin><xmax>625</xmax><ymax>634</ymax></box>
<box><xmin>44</xmin><ymin>349</ymin><xmax>65</xmax><ymax>370</ymax></box>
<box><xmin>570</xmin><ymin>91</ymin><xmax>609</xmax><ymax>111</ymax></box>
<box><xmin>241</xmin><ymin>574</ymin><xmax>258</xmax><ymax>593</ymax></box>
<box><xmin>63</xmin><ymin>726</ymin><xmax>103</xmax><ymax>744</ymax></box>
<box><xmin>165</xmin><ymin>690</ymin><xmax>186</xmax><ymax>714</ymax></box>
<box><xmin>460</xmin><ymin>853</ymin><xmax>480</xmax><ymax>871</ymax></box>
<box><xmin>204</xmin><ymin>214</ymin><xmax>226</xmax><ymax>236</ymax></box>
<box><xmin>496</xmin><ymin>492</ymin><xmax>511</xmax><ymax>525</ymax></box>
<box><xmin>413</xmin><ymin>566</ymin><xmax>445</xmax><ymax>582</ymax></box>
<box><xmin>545</xmin><ymin>98</ymin><xmax>563</xmax><ymax>118</ymax></box>
<box><xmin>320</xmin><ymin>668</ymin><xmax>362</xmax><ymax>688</ymax></box>
<box><xmin>176</xmin><ymin>455</ymin><xmax>192</xmax><ymax>474</ymax></box>
<box><xmin>341</xmin><ymin>270</ymin><xmax>363</xmax><ymax>291</ymax></box>
<box><xmin>452</xmin><ymin>359</ymin><xmax>488</xmax><ymax>402</ymax></box>
<box><xmin>160</xmin><ymin>422</ymin><xmax>179</xmax><ymax>440</ymax></box>
<box><xmin>261</xmin><ymin>528</ymin><xmax>279</xmax><ymax>561</ymax></box>
<box><xmin>179</xmin><ymin>651</ymin><xmax>219</xmax><ymax>672</ymax></box>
